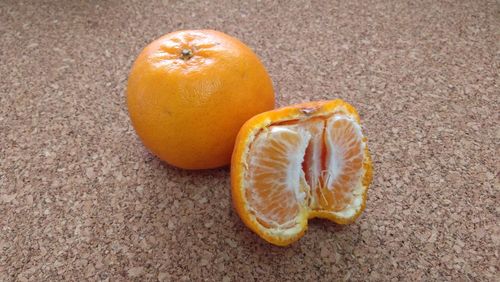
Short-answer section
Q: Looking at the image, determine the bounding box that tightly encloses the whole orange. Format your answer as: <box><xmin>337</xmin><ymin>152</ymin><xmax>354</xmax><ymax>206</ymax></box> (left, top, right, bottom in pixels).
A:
<box><xmin>127</xmin><ymin>30</ymin><xmax>275</xmax><ymax>169</ymax></box>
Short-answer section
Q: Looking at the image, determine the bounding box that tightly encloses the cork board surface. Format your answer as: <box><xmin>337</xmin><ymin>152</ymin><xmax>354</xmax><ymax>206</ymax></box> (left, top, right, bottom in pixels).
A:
<box><xmin>1</xmin><ymin>1</ymin><xmax>499</xmax><ymax>281</ymax></box>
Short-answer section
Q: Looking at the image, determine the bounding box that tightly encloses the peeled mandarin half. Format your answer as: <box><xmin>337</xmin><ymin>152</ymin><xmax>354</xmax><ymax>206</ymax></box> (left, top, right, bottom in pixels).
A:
<box><xmin>231</xmin><ymin>99</ymin><xmax>373</xmax><ymax>246</ymax></box>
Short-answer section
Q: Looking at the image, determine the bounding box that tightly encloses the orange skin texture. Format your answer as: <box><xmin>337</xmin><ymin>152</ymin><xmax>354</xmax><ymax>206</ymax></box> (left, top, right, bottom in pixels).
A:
<box><xmin>127</xmin><ymin>30</ymin><xmax>275</xmax><ymax>169</ymax></box>
<box><xmin>231</xmin><ymin>99</ymin><xmax>373</xmax><ymax>246</ymax></box>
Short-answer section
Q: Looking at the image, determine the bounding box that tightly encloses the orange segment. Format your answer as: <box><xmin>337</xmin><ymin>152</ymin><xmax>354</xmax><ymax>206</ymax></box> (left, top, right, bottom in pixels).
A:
<box><xmin>231</xmin><ymin>99</ymin><xmax>372</xmax><ymax>246</ymax></box>
<box><xmin>245</xmin><ymin>127</ymin><xmax>309</xmax><ymax>229</ymax></box>
<box><xmin>318</xmin><ymin>116</ymin><xmax>365</xmax><ymax>212</ymax></box>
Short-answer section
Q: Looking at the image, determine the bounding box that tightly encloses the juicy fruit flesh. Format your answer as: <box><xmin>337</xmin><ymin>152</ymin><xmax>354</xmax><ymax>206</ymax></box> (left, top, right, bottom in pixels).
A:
<box><xmin>245</xmin><ymin>114</ymin><xmax>365</xmax><ymax>229</ymax></box>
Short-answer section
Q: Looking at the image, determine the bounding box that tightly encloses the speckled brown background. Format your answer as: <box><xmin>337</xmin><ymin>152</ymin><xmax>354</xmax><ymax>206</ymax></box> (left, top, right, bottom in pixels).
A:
<box><xmin>1</xmin><ymin>0</ymin><xmax>499</xmax><ymax>281</ymax></box>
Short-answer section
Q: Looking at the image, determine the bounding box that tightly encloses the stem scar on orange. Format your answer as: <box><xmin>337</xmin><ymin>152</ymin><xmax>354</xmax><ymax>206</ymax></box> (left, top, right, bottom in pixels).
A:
<box><xmin>231</xmin><ymin>99</ymin><xmax>373</xmax><ymax>246</ymax></box>
<box><xmin>127</xmin><ymin>30</ymin><xmax>275</xmax><ymax>169</ymax></box>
